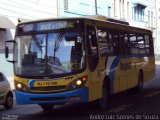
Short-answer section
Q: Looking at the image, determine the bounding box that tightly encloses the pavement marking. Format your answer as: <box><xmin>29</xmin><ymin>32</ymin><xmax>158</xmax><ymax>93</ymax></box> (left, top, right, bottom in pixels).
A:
<box><xmin>108</xmin><ymin>105</ymin><xmax>126</xmax><ymax>113</ymax></box>
<box><xmin>108</xmin><ymin>104</ymin><xmax>133</xmax><ymax>113</ymax></box>
<box><xmin>144</xmin><ymin>90</ymin><xmax>160</xmax><ymax>98</ymax></box>
<box><xmin>144</xmin><ymin>91</ymin><xmax>158</xmax><ymax>97</ymax></box>
<box><xmin>147</xmin><ymin>91</ymin><xmax>160</xmax><ymax>97</ymax></box>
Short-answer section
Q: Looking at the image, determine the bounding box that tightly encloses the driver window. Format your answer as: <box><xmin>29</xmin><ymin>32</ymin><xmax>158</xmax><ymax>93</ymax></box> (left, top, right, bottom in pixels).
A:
<box><xmin>87</xmin><ymin>26</ymin><xmax>98</xmax><ymax>56</ymax></box>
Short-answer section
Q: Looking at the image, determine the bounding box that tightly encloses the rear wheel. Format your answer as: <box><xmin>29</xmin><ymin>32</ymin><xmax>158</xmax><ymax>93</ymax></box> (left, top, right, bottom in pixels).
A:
<box><xmin>99</xmin><ymin>86</ymin><xmax>109</xmax><ymax>109</ymax></box>
<box><xmin>40</xmin><ymin>104</ymin><xmax>54</xmax><ymax>111</ymax></box>
<box><xmin>99</xmin><ymin>88</ymin><xmax>108</xmax><ymax>109</ymax></box>
<box><xmin>4</xmin><ymin>93</ymin><xmax>13</xmax><ymax>109</ymax></box>
<box><xmin>134</xmin><ymin>71</ymin><xmax>143</xmax><ymax>94</ymax></box>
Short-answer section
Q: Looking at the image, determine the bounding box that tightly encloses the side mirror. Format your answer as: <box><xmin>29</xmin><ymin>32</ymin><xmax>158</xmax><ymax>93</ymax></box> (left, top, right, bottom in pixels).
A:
<box><xmin>5</xmin><ymin>40</ymin><xmax>16</xmax><ymax>63</ymax></box>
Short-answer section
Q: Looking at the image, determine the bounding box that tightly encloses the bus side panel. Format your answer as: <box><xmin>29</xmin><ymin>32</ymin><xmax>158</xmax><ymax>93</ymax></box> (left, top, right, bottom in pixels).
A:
<box><xmin>105</xmin><ymin>56</ymin><xmax>121</xmax><ymax>94</ymax></box>
<box><xmin>126</xmin><ymin>56</ymin><xmax>139</xmax><ymax>89</ymax></box>
<box><xmin>143</xmin><ymin>56</ymin><xmax>155</xmax><ymax>82</ymax></box>
<box><xmin>106</xmin><ymin>56</ymin><xmax>128</xmax><ymax>94</ymax></box>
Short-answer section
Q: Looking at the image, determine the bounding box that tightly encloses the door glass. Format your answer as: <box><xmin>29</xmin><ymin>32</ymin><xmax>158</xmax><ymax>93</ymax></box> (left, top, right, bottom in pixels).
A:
<box><xmin>87</xmin><ymin>26</ymin><xmax>98</xmax><ymax>55</ymax></box>
<box><xmin>87</xmin><ymin>26</ymin><xmax>98</xmax><ymax>71</ymax></box>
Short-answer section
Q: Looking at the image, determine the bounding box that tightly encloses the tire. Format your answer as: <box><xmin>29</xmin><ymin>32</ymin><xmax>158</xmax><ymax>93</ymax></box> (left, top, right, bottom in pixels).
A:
<box><xmin>4</xmin><ymin>93</ymin><xmax>13</xmax><ymax>109</ymax></box>
<box><xmin>40</xmin><ymin>104</ymin><xmax>54</xmax><ymax>111</ymax></box>
<box><xmin>134</xmin><ymin>71</ymin><xmax>143</xmax><ymax>94</ymax></box>
<box><xmin>99</xmin><ymin>85</ymin><xmax>109</xmax><ymax>109</ymax></box>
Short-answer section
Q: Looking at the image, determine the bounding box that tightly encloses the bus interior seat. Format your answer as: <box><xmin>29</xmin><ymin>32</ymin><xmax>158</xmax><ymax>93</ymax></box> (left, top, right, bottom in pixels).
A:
<box><xmin>22</xmin><ymin>53</ymin><xmax>36</xmax><ymax>66</ymax></box>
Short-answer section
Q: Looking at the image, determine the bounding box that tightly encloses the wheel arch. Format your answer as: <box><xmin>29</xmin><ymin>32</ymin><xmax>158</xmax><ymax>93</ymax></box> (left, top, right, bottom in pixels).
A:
<box><xmin>6</xmin><ymin>91</ymin><xmax>13</xmax><ymax>98</ymax></box>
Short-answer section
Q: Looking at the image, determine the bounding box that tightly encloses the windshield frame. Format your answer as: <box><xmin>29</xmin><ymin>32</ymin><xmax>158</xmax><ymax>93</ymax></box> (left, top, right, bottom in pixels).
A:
<box><xmin>14</xmin><ymin>19</ymin><xmax>86</xmax><ymax>78</ymax></box>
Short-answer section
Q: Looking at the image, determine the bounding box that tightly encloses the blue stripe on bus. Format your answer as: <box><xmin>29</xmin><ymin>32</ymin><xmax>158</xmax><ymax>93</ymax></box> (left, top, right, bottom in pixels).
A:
<box><xmin>109</xmin><ymin>56</ymin><xmax>121</xmax><ymax>94</ymax></box>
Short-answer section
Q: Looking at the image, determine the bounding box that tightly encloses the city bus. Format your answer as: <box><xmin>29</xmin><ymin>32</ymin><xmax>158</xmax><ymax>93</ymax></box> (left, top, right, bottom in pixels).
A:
<box><xmin>5</xmin><ymin>15</ymin><xmax>155</xmax><ymax>110</ymax></box>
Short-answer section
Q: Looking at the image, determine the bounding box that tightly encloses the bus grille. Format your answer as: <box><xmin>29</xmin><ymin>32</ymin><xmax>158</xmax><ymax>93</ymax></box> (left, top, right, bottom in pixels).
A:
<box><xmin>31</xmin><ymin>86</ymin><xmax>66</xmax><ymax>92</ymax></box>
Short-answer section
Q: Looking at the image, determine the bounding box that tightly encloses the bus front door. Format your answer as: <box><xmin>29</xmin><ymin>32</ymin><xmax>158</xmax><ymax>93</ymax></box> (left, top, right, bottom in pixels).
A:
<box><xmin>87</xmin><ymin>26</ymin><xmax>100</xmax><ymax>101</ymax></box>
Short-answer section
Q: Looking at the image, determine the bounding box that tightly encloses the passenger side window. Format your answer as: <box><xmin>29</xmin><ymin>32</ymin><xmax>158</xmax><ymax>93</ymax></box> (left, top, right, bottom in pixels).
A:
<box><xmin>120</xmin><ymin>32</ymin><xmax>130</xmax><ymax>55</ymax></box>
<box><xmin>144</xmin><ymin>35</ymin><xmax>150</xmax><ymax>54</ymax></box>
<box><xmin>97</xmin><ymin>27</ymin><xmax>113</xmax><ymax>56</ymax></box>
<box><xmin>137</xmin><ymin>34</ymin><xmax>146</xmax><ymax>55</ymax></box>
<box><xmin>109</xmin><ymin>31</ymin><xmax>121</xmax><ymax>55</ymax></box>
<box><xmin>87</xmin><ymin>26</ymin><xmax>98</xmax><ymax>71</ymax></box>
<box><xmin>129</xmin><ymin>33</ymin><xmax>138</xmax><ymax>55</ymax></box>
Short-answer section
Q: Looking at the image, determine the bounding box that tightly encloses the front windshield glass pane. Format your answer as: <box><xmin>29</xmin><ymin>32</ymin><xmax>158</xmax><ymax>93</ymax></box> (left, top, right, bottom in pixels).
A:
<box><xmin>47</xmin><ymin>32</ymin><xmax>84</xmax><ymax>75</ymax></box>
<box><xmin>14</xmin><ymin>21</ymin><xmax>85</xmax><ymax>77</ymax></box>
<box><xmin>14</xmin><ymin>35</ymin><xmax>47</xmax><ymax>76</ymax></box>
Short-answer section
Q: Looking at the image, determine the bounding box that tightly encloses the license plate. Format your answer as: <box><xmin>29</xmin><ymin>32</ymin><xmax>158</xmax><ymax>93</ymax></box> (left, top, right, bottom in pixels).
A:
<box><xmin>34</xmin><ymin>81</ymin><xmax>58</xmax><ymax>87</ymax></box>
<box><xmin>28</xmin><ymin>79</ymin><xmax>69</xmax><ymax>88</ymax></box>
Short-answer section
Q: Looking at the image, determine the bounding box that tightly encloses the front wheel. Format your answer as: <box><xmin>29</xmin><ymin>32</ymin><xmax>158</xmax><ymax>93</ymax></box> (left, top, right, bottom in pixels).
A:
<box><xmin>99</xmin><ymin>86</ymin><xmax>109</xmax><ymax>109</ymax></box>
<box><xmin>40</xmin><ymin>104</ymin><xmax>54</xmax><ymax>111</ymax></box>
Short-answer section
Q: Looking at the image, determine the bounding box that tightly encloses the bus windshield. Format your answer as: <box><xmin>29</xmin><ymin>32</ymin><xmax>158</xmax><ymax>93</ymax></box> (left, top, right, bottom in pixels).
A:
<box><xmin>14</xmin><ymin>20</ymin><xmax>85</xmax><ymax>77</ymax></box>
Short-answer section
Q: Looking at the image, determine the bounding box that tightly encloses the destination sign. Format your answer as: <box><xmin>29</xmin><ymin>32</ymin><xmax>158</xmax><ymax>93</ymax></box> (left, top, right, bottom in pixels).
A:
<box><xmin>17</xmin><ymin>20</ymin><xmax>81</xmax><ymax>34</ymax></box>
<box><xmin>37</xmin><ymin>21</ymin><xmax>75</xmax><ymax>31</ymax></box>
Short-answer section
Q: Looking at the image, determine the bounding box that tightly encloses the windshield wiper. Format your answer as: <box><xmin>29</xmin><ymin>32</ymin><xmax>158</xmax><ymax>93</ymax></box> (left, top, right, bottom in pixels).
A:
<box><xmin>31</xmin><ymin>35</ymin><xmax>42</xmax><ymax>51</ymax></box>
<box><xmin>53</xmin><ymin>30</ymin><xmax>65</xmax><ymax>57</ymax></box>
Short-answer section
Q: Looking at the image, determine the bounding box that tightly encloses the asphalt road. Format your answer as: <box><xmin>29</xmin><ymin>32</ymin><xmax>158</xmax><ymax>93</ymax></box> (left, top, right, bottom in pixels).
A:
<box><xmin>1</xmin><ymin>65</ymin><xmax>160</xmax><ymax>120</ymax></box>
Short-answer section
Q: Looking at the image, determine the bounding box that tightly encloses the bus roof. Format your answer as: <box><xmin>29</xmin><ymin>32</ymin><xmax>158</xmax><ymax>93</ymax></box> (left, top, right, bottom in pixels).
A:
<box><xmin>18</xmin><ymin>16</ymin><xmax>152</xmax><ymax>34</ymax></box>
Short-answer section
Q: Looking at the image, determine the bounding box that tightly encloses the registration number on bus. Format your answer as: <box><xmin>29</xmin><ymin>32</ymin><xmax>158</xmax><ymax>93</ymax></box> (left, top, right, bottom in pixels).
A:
<box><xmin>34</xmin><ymin>81</ymin><xmax>58</xmax><ymax>87</ymax></box>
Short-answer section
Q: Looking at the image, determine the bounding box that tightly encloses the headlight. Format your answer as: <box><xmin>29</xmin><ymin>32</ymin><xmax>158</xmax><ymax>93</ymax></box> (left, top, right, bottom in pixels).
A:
<box><xmin>76</xmin><ymin>80</ymin><xmax>82</xmax><ymax>86</ymax></box>
<box><xmin>17</xmin><ymin>83</ymin><xmax>22</xmax><ymax>89</ymax></box>
<box><xmin>67</xmin><ymin>76</ymin><xmax>87</xmax><ymax>89</ymax></box>
<box><xmin>15</xmin><ymin>81</ymin><xmax>27</xmax><ymax>91</ymax></box>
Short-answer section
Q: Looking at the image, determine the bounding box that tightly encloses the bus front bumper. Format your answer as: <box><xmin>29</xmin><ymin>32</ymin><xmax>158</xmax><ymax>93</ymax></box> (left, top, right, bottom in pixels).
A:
<box><xmin>15</xmin><ymin>87</ymin><xmax>89</xmax><ymax>105</ymax></box>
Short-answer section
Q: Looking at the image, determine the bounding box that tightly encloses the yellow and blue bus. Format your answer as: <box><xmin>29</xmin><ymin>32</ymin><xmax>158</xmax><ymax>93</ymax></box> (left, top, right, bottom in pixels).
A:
<box><xmin>5</xmin><ymin>16</ymin><xmax>155</xmax><ymax>110</ymax></box>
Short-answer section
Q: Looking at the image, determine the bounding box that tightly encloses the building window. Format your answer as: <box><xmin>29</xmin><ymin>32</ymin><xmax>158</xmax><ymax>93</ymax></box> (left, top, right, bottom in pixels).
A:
<box><xmin>127</xmin><ymin>2</ymin><xmax>130</xmax><ymax>20</ymax></box>
<box><xmin>133</xmin><ymin>7</ymin><xmax>145</xmax><ymax>22</ymax></box>
<box><xmin>151</xmin><ymin>11</ymin><xmax>153</xmax><ymax>28</ymax></box>
<box><xmin>122</xmin><ymin>0</ymin><xmax>125</xmax><ymax>19</ymax></box>
<box><xmin>148</xmin><ymin>11</ymin><xmax>150</xmax><ymax>27</ymax></box>
<box><xmin>154</xmin><ymin>16</ymin><xmax>156</xmax><ymax>27</ymax></box>
<box><xmin>120</xmin><ymin>0</ymin><xmax>121</xmax><ymax>18</ymax></box>
<box><xmin>132</xmin><ymin>7</ymin><xmax>134</xmax><ymax>20</ymax></box>
<box><xmin>114</xmin><ymin>0</ymin><xmax>116</xmax><ymax>17</ymax></box>
<box><xmin>64</xmin><ymin>0</ymin><xmax>68</xmax><ymax>11</ymax></box>
<box><xmin>108</xmin><ymin>6</ymin><xmax>111</xmax><ymax>17</ymax></box>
